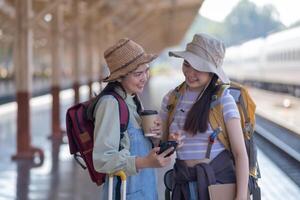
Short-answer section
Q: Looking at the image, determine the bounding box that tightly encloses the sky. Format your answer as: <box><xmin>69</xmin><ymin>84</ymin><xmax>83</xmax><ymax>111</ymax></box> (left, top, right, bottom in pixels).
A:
<box><xmin>199</xmin><ymin>0</ymin><xmax>300</xmax><ymax>26</ymax></box>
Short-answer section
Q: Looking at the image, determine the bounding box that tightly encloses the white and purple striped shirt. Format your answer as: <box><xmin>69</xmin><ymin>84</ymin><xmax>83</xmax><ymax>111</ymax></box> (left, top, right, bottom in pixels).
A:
<box><xmin>160</xmin><ymin>88</ymin><xmax>240</xmax><ymax>160</ymax></box>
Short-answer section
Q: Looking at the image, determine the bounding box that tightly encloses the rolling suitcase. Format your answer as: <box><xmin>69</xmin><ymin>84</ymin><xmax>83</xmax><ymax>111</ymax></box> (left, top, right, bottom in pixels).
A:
<box><xmin>108</xmin><ymin>171</ymin><xmax>127</xmax><ymax>200</ymax></box>
<box><xmin>164</xmin><ymin>169</ymin><xmax>173</xmax><ymax>200</ymax></box>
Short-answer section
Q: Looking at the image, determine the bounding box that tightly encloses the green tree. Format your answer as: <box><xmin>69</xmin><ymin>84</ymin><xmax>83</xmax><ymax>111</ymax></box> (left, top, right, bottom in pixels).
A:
<box><xmin>184</xmin><ymin>15</ymin><xmax>225</xmax><ymax>44</ymax></box>
<box><xmin>224</xmin><ymin>0</ymin><xmax>284</xmax><ymax>45</ymax></box>
<box><xmin>186</xmin><ymin>0</ymin><xmax>285</xmax><ymax>46</ymax></box>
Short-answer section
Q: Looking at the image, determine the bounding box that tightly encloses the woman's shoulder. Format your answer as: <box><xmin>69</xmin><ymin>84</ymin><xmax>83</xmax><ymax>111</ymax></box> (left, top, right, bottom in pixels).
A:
<box><xmin>162</xmin><ymin>89</ymin><xmax>174</xmax><ymax>102</ymax></box>
<box><xmin>220</xmin><ymin>88</ymin><xmax>236</xmax><ymax>102</ymax></box>
<box><xmin>93</xmin><ymin>94</ymin><xmax>120</xmax><ymax>116</ymax></box>
<box><xmin>219</xmin><ymin>88</ymin><xmax>241</xmax><ymax>120</ymax></box>
<box><xmin>98</xmin><ymin>94</ymin><xmax>119</xmax><ymax>104</ymax></box>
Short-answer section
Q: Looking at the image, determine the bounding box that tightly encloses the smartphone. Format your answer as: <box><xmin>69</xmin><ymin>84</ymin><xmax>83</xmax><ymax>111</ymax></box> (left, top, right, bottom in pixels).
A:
<box><xmin>158</xmin><ymin>141</ymin><xmax>178</xmax><ymax>157</ymax></box>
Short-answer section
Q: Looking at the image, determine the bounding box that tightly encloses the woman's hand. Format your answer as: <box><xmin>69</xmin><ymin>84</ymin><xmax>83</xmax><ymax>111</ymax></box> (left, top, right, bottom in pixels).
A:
<box><xmin>135</xmin><ymin>147</ymin><xmax>173</xmax><ymax>169</ymax></box>
<box><xmin>168</xmin><ymin>131</ymin><xmax>185</xmax><ymax>148</ymax></box>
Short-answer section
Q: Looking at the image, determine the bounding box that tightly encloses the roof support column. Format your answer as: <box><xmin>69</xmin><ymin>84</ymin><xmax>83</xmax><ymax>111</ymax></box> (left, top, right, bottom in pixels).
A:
<box><xmin>97</xmin><ymin>22</ymin><xmax>114</xmax><ymax>88</ymax></box>
<box><xmin>12</xmin><ymin>0</ymin><xmax>44</xmax><ymax>161</ymax></box>
<box><xmin>92</xmin><ymin>31</ymin><xmax>101</xmax><ymax>93</ymax></box>
<box><xmin>86</xmin><ymin>22</ymin><xmax>93</xmax><ymax>99</ymax></box>
<box><xmin>50</xmin><ymin>4</ymin><xmax>64</xmax><ymax>140</ymax></box>
<box><xmin>72</xmin><ymin>0</ymin><xmax>81</xmax><ymax>104</ymax></box>
<box><xmin>98</xmin><ymin>31</ymin><xmax>105</xmax><ymax>91</ymax></box>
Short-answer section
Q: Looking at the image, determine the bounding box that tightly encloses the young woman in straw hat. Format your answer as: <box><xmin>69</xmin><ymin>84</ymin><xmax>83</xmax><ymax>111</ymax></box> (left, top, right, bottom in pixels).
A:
<box><xmin>160</xmin><ymin>34</ymin><xmax>249</xmax><ymax>200</ymax></box>
<box><xmin>92</xmin><ymin>38</ymin><xmax>173</xmax><ymax>199</ymax></box>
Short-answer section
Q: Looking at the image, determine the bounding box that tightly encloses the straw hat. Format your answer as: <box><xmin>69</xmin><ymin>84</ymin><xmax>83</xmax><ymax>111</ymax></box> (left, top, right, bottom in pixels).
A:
<box><xmin>169</xmin><ymin>33</ymin><xmax>230</xmax><ymax>83</ymax></box>
<box><xmin>103</xmin><ymin>38</ymin><xmax>157</xmax><ymax>82</ymax></box>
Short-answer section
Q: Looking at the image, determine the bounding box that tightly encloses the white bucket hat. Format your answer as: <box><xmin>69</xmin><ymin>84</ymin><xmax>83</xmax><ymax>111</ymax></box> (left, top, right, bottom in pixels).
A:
<box><xmin>169</xmin><ymin>33</ymin><xmax>230</xmax><ymax>84</ymax></box>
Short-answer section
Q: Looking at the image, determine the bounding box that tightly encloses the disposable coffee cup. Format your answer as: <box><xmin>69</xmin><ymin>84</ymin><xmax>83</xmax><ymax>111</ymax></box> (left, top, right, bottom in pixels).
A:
<box><xmin>141</xmin><ymin>110</ymin><xmax>158</xmax><ymax>137</ymax></box>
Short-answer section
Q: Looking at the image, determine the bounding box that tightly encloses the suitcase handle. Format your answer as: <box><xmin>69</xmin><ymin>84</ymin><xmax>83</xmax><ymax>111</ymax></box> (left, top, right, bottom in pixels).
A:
<box><xmin>108</xmin><ymin>170</ymin><xmax>127</xmax><ymax>200</ymax></box>
<box><xmin>111</xmin><ymin>170</ymin><xmax>126</xmax><ymax>181</ymax></box>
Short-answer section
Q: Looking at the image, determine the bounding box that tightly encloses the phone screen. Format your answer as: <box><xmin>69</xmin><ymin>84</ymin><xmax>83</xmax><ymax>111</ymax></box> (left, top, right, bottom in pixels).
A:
<box><xmin>158</xmin><ymin>141</ymin><xmax>178</xmax><ymax>157</ymax></box>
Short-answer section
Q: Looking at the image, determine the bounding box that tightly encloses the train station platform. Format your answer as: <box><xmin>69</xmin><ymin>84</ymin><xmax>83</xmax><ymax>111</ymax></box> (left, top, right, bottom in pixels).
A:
<box><xmin>0</xmin><ymin>79</ymin><xmax>300</xmax><ymax>200</ymax></box>
<box><xmin>249</xmin><ymin>88</ymin><xmax>300</xmax><ymax>136</ymax></box>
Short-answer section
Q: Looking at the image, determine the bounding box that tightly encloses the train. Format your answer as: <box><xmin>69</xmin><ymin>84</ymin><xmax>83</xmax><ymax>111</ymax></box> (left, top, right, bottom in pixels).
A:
<box><xmin>223</xmin><ymin>26</ymin><xmax>300</xmax><ymax>97</ymax></box>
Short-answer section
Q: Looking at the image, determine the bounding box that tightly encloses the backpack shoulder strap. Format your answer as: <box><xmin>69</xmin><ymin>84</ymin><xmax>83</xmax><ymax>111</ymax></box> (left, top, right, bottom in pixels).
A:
<box><xmin>162</xmin><ymin>82</ymin><xmax>186</xmax><ymax>141</ymax></box>
<box><xmin>104</xmin><ymin>91</ymin><xmax>129</xmax><ymax>152</ymax></box>
<box><xmin>209</xmin><ymin>84</ymin><xmax>231</xmax><ymax>150</ymax></box>
<box><xmin>108</xmin><ymin>91</ymin><xmax>130</xmax><ymax>133</ymax></box>
<box><xmin>88</xmin><ymin>90</ymin><xmax>129</xmax><ymax>133</ymax></box>
<box><xmin>230</xmin><ymin>81</ymin><xmax>256</xmax><ymax>137</ymax></box>
<box><xmin>210</xmin><ymin>84</ymin><xmax>229</xmax><ymax>108</ymax></box>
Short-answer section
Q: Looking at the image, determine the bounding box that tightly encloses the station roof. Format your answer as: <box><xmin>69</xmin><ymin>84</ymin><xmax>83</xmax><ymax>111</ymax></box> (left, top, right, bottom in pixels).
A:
<box><xmin>0</xmin><ymin>0</ymin><xmax>203</xmax><ymax>55</ymax></box>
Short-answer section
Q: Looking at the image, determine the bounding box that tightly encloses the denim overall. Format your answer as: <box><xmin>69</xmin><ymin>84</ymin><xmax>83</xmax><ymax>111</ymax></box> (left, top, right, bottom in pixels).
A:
<box><xmin>101</xmin><ymin>122</ymin><xmax>158</xmax><ymax>200</ymax></box>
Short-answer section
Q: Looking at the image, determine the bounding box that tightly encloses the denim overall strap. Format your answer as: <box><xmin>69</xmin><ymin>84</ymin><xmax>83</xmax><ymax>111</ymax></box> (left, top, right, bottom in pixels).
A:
<box><xmin>125</xmin><ymin>122</ymin><xmax>158</xmax><ymax>200</ymax></box>
<box><xmin>101</xmin><ymin>121</ymin><xmax>157</xmax><ymax>200</ymax></box>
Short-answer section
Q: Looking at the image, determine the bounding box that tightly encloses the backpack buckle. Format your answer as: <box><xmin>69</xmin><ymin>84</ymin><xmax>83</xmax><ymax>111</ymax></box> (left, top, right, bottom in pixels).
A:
<box><xmin>166</xmin><ymin>104</ymin><xmax>173</xmax><ymax>111</ymax></box>
<box><xmin>206</xmin><ymin>127</ymin><xmax>222</xmax><ymax>159</ymax></box>
<box><xmin>209</xmin><ymin>127</ymin><xmax>222</xmax><ymax>144</ymax></box>
<box><xmin>212</xmin><ymin>95</ymin><xmax>218</xmax><ymax>101</ymax></box>
<box><xmin>74</xmin><ymin>153</ymin><xmax>87</xmax><ymax>169</ymax></box>
<box><xmin>244</xmin><ymin>122</ymin><xmax>254</xmax><ymax>135</ymax></box>
<box><xmin>174</xmin><ymin>91</ymin><xmax>181</xmax><ymax>99</ymax></box>
<box><xmin>210</xmin><ymin>95</ymin><xmax>222</xmax><ymax>109</ymax></box>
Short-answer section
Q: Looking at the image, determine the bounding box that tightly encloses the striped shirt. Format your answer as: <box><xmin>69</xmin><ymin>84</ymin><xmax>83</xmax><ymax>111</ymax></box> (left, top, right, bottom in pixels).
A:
<box><xmin>160</xmin><ymin>88</ymin><xmax>240</xmax><ymax>160</ymax></box>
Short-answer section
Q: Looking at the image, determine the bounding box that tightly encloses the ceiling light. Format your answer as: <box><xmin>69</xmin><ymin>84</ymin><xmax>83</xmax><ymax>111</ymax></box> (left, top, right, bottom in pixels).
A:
<box><xmin>44</xmin><ymin>13</ymin><xmax>52</xmax><ymax>22</ymax></box>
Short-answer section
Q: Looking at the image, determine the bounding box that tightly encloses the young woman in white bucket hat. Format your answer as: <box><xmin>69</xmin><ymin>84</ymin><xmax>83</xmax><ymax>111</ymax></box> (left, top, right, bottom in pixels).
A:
<box><xmin>160</xmin><ymin>34</ymin><xmax>249</xmax><ymax>200</ymax></box>
<box><xmin>92</xmin><ymin>38</ymin><xmax>173</xmax><ymax>199</ymax></box>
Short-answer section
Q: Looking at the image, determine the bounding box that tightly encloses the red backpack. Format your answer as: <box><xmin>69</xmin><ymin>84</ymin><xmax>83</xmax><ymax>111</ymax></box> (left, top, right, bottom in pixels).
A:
<box><xmin>65</xmin><ymin>91</ymin><xmax>129</xmax><ymax>186</ymax></box>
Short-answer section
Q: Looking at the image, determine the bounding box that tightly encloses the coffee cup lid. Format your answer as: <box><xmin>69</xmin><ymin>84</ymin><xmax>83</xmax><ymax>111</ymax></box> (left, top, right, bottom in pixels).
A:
<box><xmin>141</xmin><ymin>110</ymin><xmax>158</xmax><ymax>115</ymax></box>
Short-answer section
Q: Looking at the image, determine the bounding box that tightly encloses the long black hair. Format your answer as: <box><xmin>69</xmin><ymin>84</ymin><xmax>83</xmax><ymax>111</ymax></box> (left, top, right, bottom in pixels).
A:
<box><xmin>183</xmin><ymin>74</ymin><xmax>219</xmax><ymax>135</ymax></box>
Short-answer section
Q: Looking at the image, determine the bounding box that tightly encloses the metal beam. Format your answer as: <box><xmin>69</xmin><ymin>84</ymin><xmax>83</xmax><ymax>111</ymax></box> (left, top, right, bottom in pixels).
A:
<box><xmin>64</xmin><ymin>0</ymin><xmax>109</xmax><ymax>32</ymax></box>
<box><xmin>118</xmin><ymin>0</ymin><xmax>161</xmax><ymax>37</ymax></box>
<box><xmin>93</xmin><ymin>2</ymin><xmax>130</xmax><ymax>31</ymax></box>
<box><xmin>156</xmin><ymin>0</ymin><xmax>202</xmax><ymax>10</ymax></box>
<box><xmin>88</xmin><ymin>0</ymin><xmax>107</xmax><ymax>18</ymax></box>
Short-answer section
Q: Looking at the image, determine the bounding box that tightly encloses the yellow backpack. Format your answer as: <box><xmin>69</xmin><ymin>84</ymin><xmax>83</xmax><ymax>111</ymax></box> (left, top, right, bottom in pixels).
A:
<box><xmin>163</xmin><ymin>81</ymin><xmax>260</xmax><ymax>179</ymax></box>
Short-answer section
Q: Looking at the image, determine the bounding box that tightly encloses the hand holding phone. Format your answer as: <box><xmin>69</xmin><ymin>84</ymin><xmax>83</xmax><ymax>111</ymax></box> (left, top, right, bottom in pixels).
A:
<box><xmin>158</xmin><ymin>141</ymin><xmax>178</xmax><ymax>157</ymax></box>
<box><xmin>168</xmin><ymin>131</ymin><xmax>185</xmax><ymax>149</ymax></box>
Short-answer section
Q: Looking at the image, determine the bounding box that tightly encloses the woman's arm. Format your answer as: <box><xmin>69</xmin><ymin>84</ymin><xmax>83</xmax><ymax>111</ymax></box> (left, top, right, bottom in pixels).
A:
<box><xmin>93</xmin><ymin>96</ymin><xmax>138</xmax><ymax>175</ymax></box>
<box><xmin>135</xmin><ymin>147</ymin><xmax>173</xmax><ymax>169</ymax></box>
<box><xmin>226</xmin><ymin>118</ymin><xmax>249</xmax><ymax>200</ymax></box>
<box><xmin>93</xmin><ymin>96</ymin><xmax>172</xmax><ymax>175</ymax></box>
<box><xmin>159</xmin><ymin>91</ymin><xmax>172</xmax><ymax>141</ymax></box>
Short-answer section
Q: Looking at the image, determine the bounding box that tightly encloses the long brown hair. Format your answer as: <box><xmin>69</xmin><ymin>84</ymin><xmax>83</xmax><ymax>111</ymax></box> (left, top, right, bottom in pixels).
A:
<box><xmin>183</xmin><ymin>75</ymin><xmax>219</xmax><ymax>135</ymax></box>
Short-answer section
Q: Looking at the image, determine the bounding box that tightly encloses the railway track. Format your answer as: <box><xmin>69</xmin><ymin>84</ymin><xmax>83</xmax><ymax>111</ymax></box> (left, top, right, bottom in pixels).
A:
<box><xmin>255</xmin><ymin>114</ymin><xmax>300</xmax><ymax>186</ymax></box>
